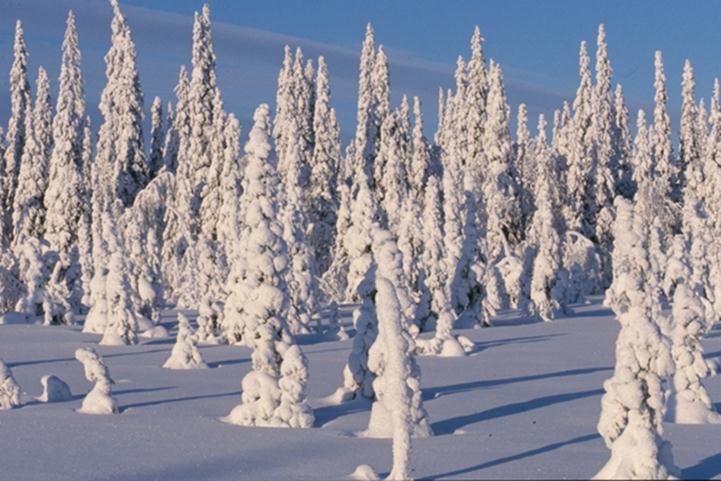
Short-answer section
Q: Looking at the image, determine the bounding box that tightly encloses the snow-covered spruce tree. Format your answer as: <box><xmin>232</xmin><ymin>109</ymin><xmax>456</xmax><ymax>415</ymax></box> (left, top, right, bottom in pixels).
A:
<box><xmin>565</xmin><ymin>41</ymin><xmax>595</xmax><ymax>238</ymax></box>
<box><xmin>78</xmin><ymin>118</ymin><xmax>94</xmax><ymax>310</ymax></box>
<box><xmin>514</xmin><ymin>103</ymin><xmax>534</xmax><ymax>237</ymax></box>
<box><xmin>529</xmin><ymin>115</ymin><xmax>568</xmax><ymax>322</ymax></box>
<box><xmin>482</xmin><ymin>61</ymin><xmax>521</xmax><ymax>263</ymax></box>
<box><xmin>595</xmin><ymin>197</ymin><xmax>677</xmax><ymax>479</ymax></box>
<box><xmin>280</xmin><ymin>135</ymin><xmax>320</xmax><ymax>335</ymax></box>
<box><xmin>162</xmin><ymin>66</ymin><xmax>189</xmax><ymax>173</ymax></box>
<box><xmin>667</xmin><ymin>282</ymin><xmax>721</xmax><ymax>424</ymax></box>
<box><xmin>351</xmin><ymin>23</ymin><xmax>378</xmax><ymax>182</ymax></box>
<box><xmin>678</xmin><ymin>60</ymin><xmax>698</xmax><ymax>211</ymax></box>
<box><xmin>345</xmin><ymin>167</ymin><xmax>379</xmax><ymax>303</ymax></box>
<box><xmin>375</xmin><ymin>107</ymin><xmax>409</xmax><ymax>232</ymax></box>
<box><xmin>0</xmin><ymin>359</ymin><xmax>23</xmax><ymax>410</ymax></box>
<box><xmin>408</xmin><ymin>96</ymin><xmax>430</xmax><ymax>201</ymax></box>
<box><xmin>373</xmin><ymin>226</ymin><xmax>418</xmax><ymax>337</ymax></box>
<box><xmin>99</xmin><ymin>208</ymin><xmax>141</xmax><ymax>346</ymax></box>
<box><xmin>216</xmin><ymin>114</ymin><xmax>243</xmax><ymax>264</ymax></box>
<box><xmin>369</xmin><ymin>45</ymin><xmax>391</xmax><ymax>184</ymax></box>
<box><xmin>95</xmin><ymin>0</ymin><xmax>148</xmax><ymax>208</ymax></box>
<box><xmin>421</xmin><ymin>175</ymin><xmax>447</xmax><ymax>319</ymax></box>
<box><xmin>612</xmin><ymin>84</ymin><xmax>634</xmax><ymax>199</ymax></box>
<box><xmin>163</xmin><ymin>312</ymin><xmax>207</xmax><ymax>370</ymax></box>
<box><xmin>12</xmin><ymin>67</ymin><xmax>52</xmax><ymax>248</ymax></box>
<box><xmin>705</xmin><ymin>81</ymin><xmax>721</xmax><ymax>324</ymax></box>
<box><xmin>652</xmin><ymin>51</ymin><xmax>677</xmax><ymax>208</ymax></box>
<box><xmin>222</xmin><ymin>107</ymin><xmax>313</xmax><ymax>428</ymax></box>
<box><xmin>14</xmin><ymin>238</ymin><xmax>51</xmax><ymax>319</ymax></box>
<box><xmin>2</xmin><ymin>20</ymin><xmax>31</xmax><ymax>246</ymax></box>
<box><xmin>367</xmin><ymin>274</ymin><xmax>431</xmax><ymax>440</ymax></box>
<box><xmin>148</xmin><ymin>96</ymin><xmax>164</xmax><ymax>179</ymax></box>
<box><xmin>464</xmin><ymin>25</ymin><xmax>489</xmax><ymax>179</ymax></box>
<box><xmin>308</xmin><ymin>56</ymin><xmax>340</xmax><ymax>276</ymax></box>
<box><xmin>75</xmin><ymin>347</ymin><xmax>117</xmax><ymax>415</ymax></box>
<box><xmin>44</xmin><ymin>11</ymin><xmax>86</xmax><ymax>317</ymax></box>
<box><xmin>593</xmin><ymin>24</ymin><xmax>617</xmax><ymax>288</ymax></box>
<box><xmin>397</xmin><ymin>194</ymin><xmax>431</xmax><ymax>330</ymax></box>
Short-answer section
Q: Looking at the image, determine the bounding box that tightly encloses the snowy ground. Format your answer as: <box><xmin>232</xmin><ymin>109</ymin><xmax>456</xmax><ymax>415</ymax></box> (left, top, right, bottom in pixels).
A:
<box><xmin>1</xmin><ymin>298</ymin><xmax>720</xmax><ymax>480</ymax></box>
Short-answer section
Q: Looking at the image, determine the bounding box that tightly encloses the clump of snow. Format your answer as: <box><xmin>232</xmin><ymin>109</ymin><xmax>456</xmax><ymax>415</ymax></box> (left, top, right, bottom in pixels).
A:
<box><xmin>0</xmin><ymin>359</ymin><xmax>23</xmax><ymax>410</ymax></box>
<box><xmin>139</xmin><ymin>325</ymin><xmax>169</xmax><ymax>339</ymax></box>
<box><xmin>349</xmin><ymin>464</ymin><xmax>379</xmax><ymax>481</ymax></box>
<box><xmin>38</xmin><ymin>374</ymin><xmax>72</xmax><ymax>403</ymax></box>
<box><xmin>75</xmin><ymin>348</ymin><xmax>117</xmax><ymax>415</ymax></box>
<box><xmin>163</xmin><ymin>313</ymin><xmax>207</xmax><ymax>370</ymax></box>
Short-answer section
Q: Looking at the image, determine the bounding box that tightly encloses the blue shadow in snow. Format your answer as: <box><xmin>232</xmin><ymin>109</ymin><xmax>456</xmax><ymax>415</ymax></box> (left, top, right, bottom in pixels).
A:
<box><xmin>470</xmin><ymin>334</ymin><xmax>564</xmax><ymax>355</ymax></box>
<box><xmin>313</xmin><ymin>397</ymin><xmax>373</xmax><ymax>427</ymax></box>
<box><xmin>206</xmin><ymin>357</ymin><xmax>250</xmax><ymax>369</ymax></box>
<box><xmin>121</xmin><ymin>390</ymin><xmax>240</xmax><ymax>410</ymax></box>
<box><xmin>431</xmin><ymin>388</ymin><xmax>604</xmax><ymax>435</ymax></box>
<box><xmin>421</xmin><ymin>433</ymin><xmax>601</xmax><ymax>479</ymax></box>
<box><xmin>683</xmin><ymin>451</ymin><xmax>721</xmax><ymax>480</ymax></box>
<box><xmin>423</xmin><ymin>366</ymin><xmax>611</xmax><ymax>402</ymax></box>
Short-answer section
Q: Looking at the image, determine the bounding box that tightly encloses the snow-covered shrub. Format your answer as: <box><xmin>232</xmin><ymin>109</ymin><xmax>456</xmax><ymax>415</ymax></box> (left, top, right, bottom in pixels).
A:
<box><xmin>0</xmin><ymin>247</ymin><xmax>22</xmax><ymax>315</ymax></box>
<box><xmin>367</xmin><ymin>275</ymin><xmax>431</xmax><ymax>440</ymax></box>
<box><xmin>100</xmin><ymin>252</ymin><xmax>140</xmax><ymax>346</ymax></box>
<box><xmin>0</xmin><ymin>359</ymin><xmax>22</xmax><ymax>409</ymax></box>
<box><xmin>39</xmin><ymin>375</ymin><xmax>72</xmax><ymax>403</ymax></box>
<box><xmin>496</xmin><ymin>254</ymin><xmax>527</xmax><ymax>311</ymax></box>
<box><xmin>163</xmin><ymin>313</ymin><xmax>207</xmax><ymax>370</ymax></box>
<box><xmin>75</xmin><ymin>348</ymin><xmax>117</xmax><ymax>415</ymax></box>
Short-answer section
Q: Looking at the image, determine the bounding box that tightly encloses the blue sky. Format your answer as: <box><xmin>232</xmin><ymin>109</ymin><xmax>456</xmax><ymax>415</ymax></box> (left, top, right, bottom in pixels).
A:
<box><xmin>2</xmin><ymin>0</ymin><xmax>721</xmax><ymax>139</ymax></box>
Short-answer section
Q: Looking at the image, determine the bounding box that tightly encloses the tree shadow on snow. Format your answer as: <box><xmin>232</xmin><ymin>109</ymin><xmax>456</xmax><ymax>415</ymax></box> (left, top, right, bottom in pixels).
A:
<box><xmin>120</xmin><ymin>390</ymin><xmax>240</xmax><ymax>411</ymax></box>
<box><xmin>682</xmin><ymin>451</ymin><xmax>721</xmax><ymax>479</ymax></box>
<box><xmin>423</xmin><ymin>366</ymin><xmax>611</xmax><ymax>402</ymax></box>
<box><xmin>313</xmin><ymin>397</ymin><xmax>373</xmax><ymax>428</ymax></box>
<box><xmin>430</xmin><ymin>389</ymin><xmax>604</xmax><ymax>435</ymax></box>
<box><xmin>420</xmin><ymin>433</ymin><xmax>601</xmax><ymax>479</ymax></box>
<box><xmin>206</xmin><ymin>357</ymin><xmax>250</xmax><ymax>368</ymax></box>
<box><xmin>469</xmin><ymin>334</ymin><xmax>564</xmax><ymax>355</ymax></box>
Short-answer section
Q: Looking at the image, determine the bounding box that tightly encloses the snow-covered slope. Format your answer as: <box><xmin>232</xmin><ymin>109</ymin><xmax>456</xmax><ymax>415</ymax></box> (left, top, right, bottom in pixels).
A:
<box><xmin>1</xmin><ymin>300</ymin><xmax>719</xmax><ymax>480</ymax></box>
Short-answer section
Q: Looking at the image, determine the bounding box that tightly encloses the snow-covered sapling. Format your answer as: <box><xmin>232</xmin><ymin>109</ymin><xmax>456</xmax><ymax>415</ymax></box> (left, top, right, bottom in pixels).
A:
<box><xmin>163</xmin><ymin>312</ymin><xmax>207</xmax><ymax>370</ymax></box>
<box><xmin>75</xmin><ymin>348</ymin><xmax>117</xmax><ymax>415</ymax></box>
<box><xmin>367</xmin><ymin>276</ymin><xmax>432</xmax><ymax>440</ymax></box>
<box><xmin>0</xmin><ymin>359</ymin><xmax>22</xmax><ymax>409</ymax></box>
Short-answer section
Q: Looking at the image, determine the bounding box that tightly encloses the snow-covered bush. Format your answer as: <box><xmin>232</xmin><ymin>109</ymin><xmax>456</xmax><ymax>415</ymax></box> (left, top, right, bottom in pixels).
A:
<box><xmin>563</xmin><ymin>231</ymin><xmax>602</xmax><ymax>303</ymax></box>
<box><xmin>0</xmin><ymin>247</ymin><xmax>23</xmax><ymax>316</ymax></box>
<box><xmin>163</xmin><ymin>313</ymin><xmax>207</xmax><ymax>370</ymax></box>
<box><xmin>0</xmin><ymin>359</ymin><xmax>22</xmax><ymax>409</ymax></box>
<box><xmin>100</xmin><ymin>252</ymin><xmax>140</xmax><ymax>346</ymax></box>
<box><xmin>75</xmin><ymin>348</ymin><xmax>117</xmax><ymax>415</ymax></box>
<box><xmin>367</xmin><ymin>274</ymin><xmax>431</xmax><ymax>439</ymax></box>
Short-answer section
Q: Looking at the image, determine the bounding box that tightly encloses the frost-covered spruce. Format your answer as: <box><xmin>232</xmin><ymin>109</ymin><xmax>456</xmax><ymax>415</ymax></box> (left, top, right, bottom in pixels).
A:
<box><xmin>12</xmin><ymin>67</ymin><xmax>52</xmax><ymax>248</ymax></box>
<box><xmin>345</xmin><ymin>167</ymin><xmax>378</xmax><ymax>303</ymax></box>
<box><xmin>99</xmin><ymin>210</ymin><xmax>141</xmax><ymax>346</ymax></box>
<box><xmin>528</xmin><ymin>115</ymin><xmax>568</xmax><ymax>322</ymax></box>
<box><xmin>2</xmin><ymin>20</ymin><xmax>31</xmax><ymax>246</ymax></box>
<box><xmin>308</xmin><ymin>56</ymin><xmax>340</xmax><ymax>276</ymax></box>
<box><xmin>514</xmin><ymin>103</ymin><xmax>534</xmax><ymax>236</ymax></box>
<box><xmin>75</xmin><ymin>348</ymin><xmax>117</xmax><ymax>415</ymax></box>
<box><xmin>666</xmin><ymin>282</ymin><xmax>721</xmax><ymax>424</ymax></box>
<box><xmin>375</xmin><ymin>106</ymin><xmax>410</xmax><ymax>232</ymax></box>
<box><xmin>564</xmin><ymin>41</ymin><xmax>595</xmax><ymax>237</ymax></box>
<box><xmin>372</xmin><ymin>227</ymin><xmax>418</xmax><ymax>337</ymax></box>
<box><xmin>222</xmin><ymin>105</ymin><xmax>313</xmax><ymax>427</ymax></box>
<box><xmin>613</xmin><ymin>85</ymin><xmax>634</xmax><ymax>199</ymax></box>
<box><xmin>595</xmin><ymin>197</ymin><xmax>677</xmax><ymax>480</ymax></box>
<box><xmin>148</xmin><ymin>96</ymin><xmax>164</xmax><ymax>179</ymax></box>
<box><xmin>163</xmin><ymin>313</ymin><xmax>207</xmax><ymax>370</ymax></box>
<box><xmin>482</xmin><ymin>61</ymin><xmax>521</xmax><ymax>263</ymax></box>
<box><xmin>0</xmin><ymin>359</ymin><xmax>22</xmax><ymax>410</ymax></box>
<box><xmin>280</xmin><ymin>133</ymin><xmax>320</xmax><ymax>335</ymax></box>
<box><xmin>95</xmin><ymin>0</ymin><xmax>148</xmax><ymax>208</ymax></box>
<box><xmin>652</xmin><ymin>51</ymin><xmax>676</xmax><ymax>205</ymax></box>
<box><xmin>77</xmin><ymin>116</ymin><xmax>94</xmax><ymax>308</ymax></box>
<box><xmin>13</xmin><ymin>238</ymin><xmax>67</xmax><ymax>324</ymax></box>
<box><xmin>367</xmin><ymin>276</ymin><xmax>431</xmax><ymax>440</ymax></box>
<box><xmin>397</xmin><ymin>195</ymin><xmax>431</xmax><ymax>330</ymax></box>
<box><xmin>421</xmin><ymin>175</ymin><xmax>447</xmax><ymax>319</ymax></box>
<box><xmin>162</xmin><ymin>66</ymin><xmax>189</xmax><ymax>173</ymax></box>
<box><xmin>216</xmin><ymin>114</ymin><xmax>243</xmax><ymax>260</ymax></box>
<box><xmin>408</xmin><ymin>96</ymin><xmax>430</xmax><ymax>201</ymax></box>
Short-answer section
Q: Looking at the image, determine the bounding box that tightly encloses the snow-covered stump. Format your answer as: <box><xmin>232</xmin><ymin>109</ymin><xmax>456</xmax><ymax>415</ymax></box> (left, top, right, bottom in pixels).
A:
<box><xmin>594</xmin><ymin>198</ymin><xmax>678</xmax><ymax>480</ymax></box>
<box><xmin>75</xmin><ymin>348</ymin><xmax>117</xmax><ymax>415</ymax></box>
<box><xmin>0</xmin><ymin>359</ymin><xmax>23</xmax><ymax>410</ymax></box>
<box><xmin>38</xmin><ymin>375</ymin><xmax>72</xmax><ymax>403</ymax></box>
<box><xmin>666</xmin><ymin>283</ymin><xmax>721</xmax><ymax>424</ymax></box>
<box><xmin>163</xmin><ymin>313</ymin><xmax>207</xmax><ymax>370</ymax></box>
<box><xmin>366</xmin><ymin>277</ymin><xmax>431</xmax><ymax>440</ymax></box>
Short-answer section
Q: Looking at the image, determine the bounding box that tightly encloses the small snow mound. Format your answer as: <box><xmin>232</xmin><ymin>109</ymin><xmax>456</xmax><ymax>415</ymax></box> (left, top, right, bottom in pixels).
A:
<box><xmin>39</xmin><ymin>375</ymin><xmax>72</xmax><ymax>402</ymax></box>
<box><xmin>325</xmin><ymin>387</ymin><xmax>355</xmax><ymax>405</ymax></box>
<box><xmin>439</xmin><ymin>337</ymin><xmax>466</xmax><ymax>357</ymax></box>
<box><xmin>453</xmin><ymin>429</ymin><xmax>466</xmax><ymax>435</ymax></box>
<box><xmin>140</xmin><ymin>325</ymin><xmax>169</xmax><ymax>338</ymax></box>
<box><xmin>349</xmin><ymin>464</ymin><xmax>379</xmax><ymax>481</ymax></box>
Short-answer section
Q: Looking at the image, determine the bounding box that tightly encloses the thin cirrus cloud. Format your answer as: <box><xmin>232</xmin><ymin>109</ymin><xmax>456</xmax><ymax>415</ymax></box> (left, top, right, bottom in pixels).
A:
<box><xmin>0</xmin><ymin>0</ymin><xmax>573</xmax><ymax>140</ymax></box>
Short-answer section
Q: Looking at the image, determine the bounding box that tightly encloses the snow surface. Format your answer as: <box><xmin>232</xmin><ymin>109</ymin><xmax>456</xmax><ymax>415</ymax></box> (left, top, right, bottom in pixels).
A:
<box><xmin>1</xmin><ymin>300</ymin><xmax>720</xmax><ymax>480</ymax></box>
